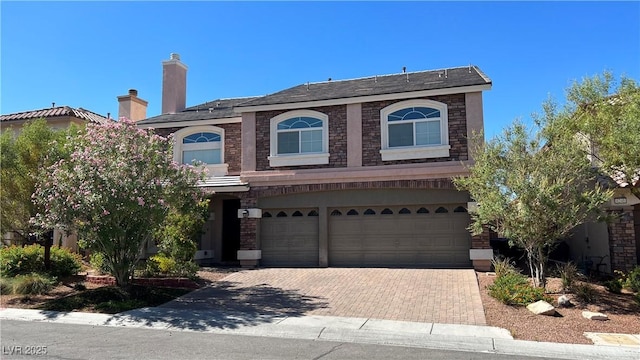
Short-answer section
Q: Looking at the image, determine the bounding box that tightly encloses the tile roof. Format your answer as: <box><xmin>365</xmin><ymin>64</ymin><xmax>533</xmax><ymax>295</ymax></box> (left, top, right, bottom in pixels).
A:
<box><xmin>0</xmin><ymin>106</ymin><xmax>110</xmax><ymax>124</ymax></box>
<box><xmin>236</xmin><ymin>65</ymin><xmax>491</xmax><ymax>108</ymax></box>
<box><xmin>137</xmin><ymin>97</ymin><xmax>260</xmax><ymax>125</ymax></box>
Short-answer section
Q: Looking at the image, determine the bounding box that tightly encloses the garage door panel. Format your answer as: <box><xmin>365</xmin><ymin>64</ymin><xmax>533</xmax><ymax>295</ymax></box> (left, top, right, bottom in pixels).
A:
<box><xmin>329</xmin><ymin>205</ymin><xmax>471</xmax><ymax>267</ymax></box>
<box><xmin>261</xmin><ymin>209</ymin><xmax>319</xmax><ymax>267</ymax></box>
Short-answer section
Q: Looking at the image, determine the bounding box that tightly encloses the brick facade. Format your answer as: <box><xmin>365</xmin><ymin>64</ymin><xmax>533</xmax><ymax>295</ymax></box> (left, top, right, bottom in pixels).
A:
<box><xmin>237</xmin><ymin>178</ymin><xmax>457</xmax><ymax>252</ymax></box>
<box><xmin>255</xmin><ymin>105</ymin><xmax>348</xmax><ymax>171</ymax></box>
<box><xmin>152</xmin><ymin>123</ymin><xmax>242</xmax><ymax>174</ymax></box>
<box><xmin>361</xmin><ymin>94</ymin><xmax>468</xmax><ymax>166</ymax></box>
<box><xmin>608</xmin><ymin>207</ymin><xmax>638</xmax><ymax>272</ymax></box>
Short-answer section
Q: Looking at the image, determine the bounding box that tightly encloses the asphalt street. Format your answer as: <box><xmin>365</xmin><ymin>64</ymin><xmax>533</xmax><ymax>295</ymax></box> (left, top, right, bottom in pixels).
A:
<box><xmin>1</xmin><ymin>320</ymin><xmax>559</xmax><ymax>360</ymax></box>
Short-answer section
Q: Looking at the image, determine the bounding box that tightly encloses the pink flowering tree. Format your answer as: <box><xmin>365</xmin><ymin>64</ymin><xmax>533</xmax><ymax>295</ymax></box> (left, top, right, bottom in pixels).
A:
<box><xmin>33</xmin><ymin>119</ymin><xmax>207</xmax><ymax>287</ymax></box>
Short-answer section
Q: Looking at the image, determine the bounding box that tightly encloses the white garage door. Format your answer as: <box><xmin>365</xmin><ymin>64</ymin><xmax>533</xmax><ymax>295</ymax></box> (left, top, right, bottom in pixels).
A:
<box><xmin>329</xmin><ymin>205</ymin><xmax>471</xmax><ymax>267</ymax></box>
<box><xmin>260</xmin><ymin>208</ymin><xmax>319</xmax><ymax>266</ymax></box>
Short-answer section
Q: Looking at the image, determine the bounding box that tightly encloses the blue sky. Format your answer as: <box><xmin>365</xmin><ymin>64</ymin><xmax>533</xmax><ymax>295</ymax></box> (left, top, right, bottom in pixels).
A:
<box><xmin>2</xmin><ymin>1</ymin><xmax>639</xmax><ymax>138</ymax></box>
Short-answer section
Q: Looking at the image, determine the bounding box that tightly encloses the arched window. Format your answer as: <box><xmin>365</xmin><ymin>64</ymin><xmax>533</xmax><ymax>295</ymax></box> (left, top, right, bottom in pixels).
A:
<box><xmin>381</xmin><ymin>208</ymin><xmax>393</xmax><ymax>215</ymax></box>
<box><xmin>173</xmin><ymin>126</ymin><xmax>228</xmax><ymax>177</ymax></box>
<box><xmin>347</xmin><ymin>209</ymin><xmax>359</xmax><ymax>216</ymax></box>
<box><xmin>399</xmin><ymin>208</ymin><xmax>411</xmax><ymax>214</ymax></box>
<box><xmin>453</xmin><ymin>206</ymin><xmax>468</xmax><ymax>213</ymax></box>
<box><xmin>380</xmin><ymin>99</ymin><xmax>450</xmax><ymax>161</ymax></box>
<box><xmin>435</xmin><ymin>207</ymin><xmax>449</xmax><ymax>213</ymax></box>
<box><xmin>269</xmin><ymin>110</ymin><xmax>329</xmax><ymax>167</ymax></box>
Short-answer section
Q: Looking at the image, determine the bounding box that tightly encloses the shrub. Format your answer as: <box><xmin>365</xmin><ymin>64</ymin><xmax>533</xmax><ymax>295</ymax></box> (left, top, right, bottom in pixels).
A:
<box><xmin>0</xmin><ymin>277</ymin><xmax>14</xmax><ymax>294</ymax></box>
<box><xmin>557</xmin><ymin>262</ymin><xmax>579</xmax><ymax>292</ymax></box>
<box><xmin>625</xmin><ymin>266</ymin><xmax>640</xmax><ymax>292</ymax></box>
<box><xmin>634</xmin><ymin>293</ymin><xmax>640</xmax><ymax>307</ymax></box>
<box><xmin>488</xmin><ymin>272</ymin><xmax>552</xmax><ymax>306</ymax></box>
<box><xmin>492</xmin><ymin>257</ymin><xmax>517</xmax><ymax>278</ymax></box>
<box><xmin>89</xmin><ymin>252</ymin><xmax>110</xmax><ymax>275</ymax></box>
<box><xmin>0</xmin><ymin>245</ymin><xmax>81</xmax><ymax>278</ymax></box>
<box><xmin>572</xmin><ymin>282</ymin><xmax>599</xmax><ymax>303</ymax></box>
<box><xmin>604</xmin><ymin>279</ymin><xmax>622</xmax><ymax>294</ymax></box>
<box><xmin>12</xmin><ymin>273</ymin><xmax>56</xmax><ymax>295</ymax></box>
<box><xmin>144</xmin><ymin>254</ymin><xmax>198</xmax><ymax>279</ymax></box>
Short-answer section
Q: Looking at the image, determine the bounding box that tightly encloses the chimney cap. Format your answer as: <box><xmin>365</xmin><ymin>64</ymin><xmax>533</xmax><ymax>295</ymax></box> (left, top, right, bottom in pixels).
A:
<box><xmin>170</xmin><ymin>53</ymin><xmax>181</xmax><ymax>61</ymax></box>
<box><xmin>128</xmin><ymin>89</ymin><xmax>138</xmax><ymax>96</ymax></box>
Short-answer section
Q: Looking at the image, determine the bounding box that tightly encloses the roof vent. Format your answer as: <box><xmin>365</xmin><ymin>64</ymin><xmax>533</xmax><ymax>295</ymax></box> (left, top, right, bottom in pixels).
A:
<box><xmin>52</xmin><ymin>102</ymin><xmax>55</xmax><ymax>108</ymax></box>
<box><xmin>306</xmin><ymin>82</ymin><xmax>310</xmax><ymax>91</ymax></box>
<box><xmin>402</xmin><ymin>66</ymin><xmax>406</xmax><ymax>73</ymax></box>
<box><xmin>208</xmin><ymin>107</ymin><xmax>213</xmax><ymax>113</ymax></box>
<box><xmin>327</xmin><ymin>77</ymin><xmax>332</xmax><ymax>81</ymax></box>
<box><xmin>170</xmin><ymin>53</ymin><xmax>180</xmax><ymax>61</ymax></box>
<box><xmin>128</xmin><ymin>89</ymin><xmax>138</xmax><ymax>96</ymax></box>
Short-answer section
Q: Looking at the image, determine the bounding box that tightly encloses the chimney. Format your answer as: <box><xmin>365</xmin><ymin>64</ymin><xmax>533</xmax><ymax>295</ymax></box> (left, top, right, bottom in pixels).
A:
<box><xmin>162</xmin><ymin>53</ymin><xmax>187</xmax><ymax>114</ymax></box>
<box><xmin>117</xmin><ymin>89</ymin><xmax>148</xmax><ymax>121</ymax></box>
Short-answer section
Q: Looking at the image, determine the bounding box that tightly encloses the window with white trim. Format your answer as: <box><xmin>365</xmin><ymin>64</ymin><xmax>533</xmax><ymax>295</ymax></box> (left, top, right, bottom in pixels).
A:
<box><xmin>380</xmin><ymin>99</ymin><xmax>450</xmax><ymax>161</ymax></box>
<box><xmin>173</xmin><ymin>126</ymin><xmax>228</xmax><ymax>177</ymax></box>
<box><xmin>269</xmin><ymin>110</ymin><xmax>329</xmax><ymax>167</ymax></box>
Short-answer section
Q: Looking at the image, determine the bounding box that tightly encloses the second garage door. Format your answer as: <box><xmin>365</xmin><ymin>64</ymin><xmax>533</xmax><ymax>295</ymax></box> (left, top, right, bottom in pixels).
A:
<box><xmin>329</xmin><ymin>205</ymin><xmax>471</xmax><ymax>267</ymax></box>
<box><xmin>260</xmin><ymin>208</ymin><xmax>319</xmax><ymax>266</ymax></box>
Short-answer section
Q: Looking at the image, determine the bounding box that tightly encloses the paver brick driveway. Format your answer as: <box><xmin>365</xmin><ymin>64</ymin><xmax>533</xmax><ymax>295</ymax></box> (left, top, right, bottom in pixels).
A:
<box><xmin>161</xmin><ymin>268</ymin><xmax>486</xmax><ymax>326</ymax></box>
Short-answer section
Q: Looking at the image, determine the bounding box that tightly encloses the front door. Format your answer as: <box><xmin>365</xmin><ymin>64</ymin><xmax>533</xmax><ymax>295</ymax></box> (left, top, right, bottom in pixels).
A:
<box><xmin>222</xmin><ymin>199</ymin><xmax>241</xmax><ymax>262</ymax></box>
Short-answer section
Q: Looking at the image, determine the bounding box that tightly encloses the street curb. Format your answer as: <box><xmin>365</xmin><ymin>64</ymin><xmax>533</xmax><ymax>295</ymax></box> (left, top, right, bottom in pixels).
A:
<box><xmin>2</xmin><ymin>308</ymin><xmax>638</xmax><ymax>360</ymax></box>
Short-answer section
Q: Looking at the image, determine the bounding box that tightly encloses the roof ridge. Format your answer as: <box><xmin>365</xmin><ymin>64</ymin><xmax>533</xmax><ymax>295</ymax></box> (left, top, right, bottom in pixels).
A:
<box><xmin>306</xmin><ymin>65</ymin><xmax>480</xmax><ymax>86</ymax></box>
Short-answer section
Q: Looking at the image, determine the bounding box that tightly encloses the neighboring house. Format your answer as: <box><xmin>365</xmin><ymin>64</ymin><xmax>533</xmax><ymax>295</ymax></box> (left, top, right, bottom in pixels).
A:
<box><xmin>0</xmin><ymin>105</ymin><xmax>111</xmax><ymax>134</ymax></box>
<box><xmin>567</xmin><ymin>171</ymin><xmax>640</xmax><ymax>273</ymax></box>
<box><xmin>0</xmin><ymin>105</ymin><xmax>112</xmax><ymax>250</ymax></box>
<box><xmin>138</xmin><ymin>53</ymin><xmax>497</xmax><ymax>271</ymax></box>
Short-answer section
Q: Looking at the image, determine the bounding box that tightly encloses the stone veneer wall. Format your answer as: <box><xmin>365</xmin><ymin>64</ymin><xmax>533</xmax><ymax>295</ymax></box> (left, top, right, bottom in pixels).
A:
<box><xmin>152</xmin><ymin>123</ymin><xmax>242</xmax><ymax>174</ymax></box>
<box><xmin>254</xmin><ymin>105</ymin><xmax>348</xmax><ymax>171</ymax></box>
<box><xmin>361</xmin><ymin>94</ymin><xmax>468</xmax><ymax>166</ymax></box>
<box><xmin>608</xmin><ymin>207</ymin><xmax>638</xmax><ymax>272</ymax></box>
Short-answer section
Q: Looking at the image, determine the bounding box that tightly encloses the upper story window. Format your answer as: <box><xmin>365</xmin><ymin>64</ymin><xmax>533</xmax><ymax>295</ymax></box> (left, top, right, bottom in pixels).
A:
<box><xmin>269</xmin><ymin>110</ymin><xmax>329</xmax><ymax>167</ymax></box>
<box><xmin>380</xmin><ymin>99</ymin><xmax>450</xmax><ymax>161</ymax></box>
<box><xmin>182</xmin><ymin>132</ymin><xmax>221</xmax><ymax>164</ymax></box>
<box><xmin>173</xmin><ymin>126</ymin><xmax>228</xmax><ymax>177</ymax></box>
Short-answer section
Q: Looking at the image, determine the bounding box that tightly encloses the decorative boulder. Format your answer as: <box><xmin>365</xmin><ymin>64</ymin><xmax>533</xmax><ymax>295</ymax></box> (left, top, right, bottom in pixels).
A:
<box><xmin>557</xmin><ymin>295</ymin><xmax>572</xmax><ymax>307</ymax></box>
<box><xmin>527</xmin><ymin>300</ymin><xmax>556</xmax><ymax>316</ymax></box>
<box><xmin>582</xmin><ymin>311</ymin><xmax>608</xmax><ymax>321</ymax></box>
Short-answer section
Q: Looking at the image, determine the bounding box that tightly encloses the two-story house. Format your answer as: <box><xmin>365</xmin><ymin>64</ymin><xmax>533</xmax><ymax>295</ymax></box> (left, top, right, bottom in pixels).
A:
<box><xmin>137</xmin><ymin>54</ymin><xmax>495</xmax><ymax>271</ymax></box>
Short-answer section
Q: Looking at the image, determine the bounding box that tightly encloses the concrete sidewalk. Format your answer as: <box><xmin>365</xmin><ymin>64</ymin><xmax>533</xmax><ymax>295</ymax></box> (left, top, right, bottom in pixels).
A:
<box><xmin>1</xmin><ymin>307</ymin><xmax>637</xmax><ymax>360</ymax></box>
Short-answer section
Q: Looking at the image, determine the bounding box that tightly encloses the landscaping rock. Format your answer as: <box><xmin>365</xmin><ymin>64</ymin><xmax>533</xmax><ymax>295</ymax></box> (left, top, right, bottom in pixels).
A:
<box><xmin>582</xmin><ymin>311</ymin><xmax>608</xmax><ymax>321</ymax></box>
<box><xmin>557</xmin><ymin>295</ymin><xmax>572</xmax><ymax>307</ymax></box>
<box><xmin>527</xmin><ymin>300</ymin><xmax>556</xmax><ymax>316</ymax></box>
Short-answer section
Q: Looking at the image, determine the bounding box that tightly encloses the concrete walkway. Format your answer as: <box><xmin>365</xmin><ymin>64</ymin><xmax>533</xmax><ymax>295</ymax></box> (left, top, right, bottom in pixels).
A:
<box><xmin>162</xmin><ymin>268</ymin><xmax>487</xmax><ymax>325</ymax></box>
<box><xmin>1</xmin><ymin>307</ymin><xmax>637</xmax><ymax>360</ymax></box>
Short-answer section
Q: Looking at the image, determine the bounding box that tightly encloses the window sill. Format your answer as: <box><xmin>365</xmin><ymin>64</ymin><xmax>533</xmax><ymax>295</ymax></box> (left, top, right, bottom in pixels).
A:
<box><xmin>268</xmin><ymin>153</ymin><xmax>330</xmax><ymax>167</ymax></box>
<box><xmin>380</xmin><ymin>145</ymin><xmax>450</xmax><ymax>161</ymax></box>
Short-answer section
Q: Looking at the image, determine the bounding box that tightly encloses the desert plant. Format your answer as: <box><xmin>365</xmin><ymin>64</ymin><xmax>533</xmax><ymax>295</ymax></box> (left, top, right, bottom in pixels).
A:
<box><xmin>0</xmin><ymin>244</ymin><xmax>81</xmax><ymax>278</ymax></box>
<box><xmin>89</xmin><ymin>252</ymin><xmax>110</xmax><ymax>275</ymax></box>
<box><xmin>73</xmin><ymin>283</ymin><xmax>87</xmax><ymax>291</ymax></box>
<box><xmin>604</xmin><ymin>279</ymin><xmax>623</xmax><ymax>294</ymax></box>
<box><xmin>492</xmin><ymin>257</ymin><xmax>517</xmax><ymax>278</ymax></box>
<box><xmin>557</xmin><ymin>262</ymin><xmax>579</xmax><ymax>292</ymax></box>
<box><xmin>488</xmin><ymin>271</ymin><xmax>552</xmax><ymax>306</ymax></box>
<box><xmin>12</xmin><ymin>273</ymin><xmax>56</xmax><ymax>295</ymax></box>
<box><xmin>0</xmin><ymin>277</ymin><xmax>14</xmax><ymax>294</ymax></box>
<box><xmin>572</xmin><ymin>282</ymin><xmax>599</xmax><ymax>303</ymax></box>
<box><xmin>625</xmin><ymin>266</ymin><xmax>640</xmax><ymax>292</ymax></box>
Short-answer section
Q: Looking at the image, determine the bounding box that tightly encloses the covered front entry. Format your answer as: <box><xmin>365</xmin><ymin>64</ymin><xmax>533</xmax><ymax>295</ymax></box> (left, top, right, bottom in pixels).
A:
<box><xmin>260</xmin><ymin>208</ymin><xmax>319</xmax><ymax>266</ymax></box>
<box><xmin>328</xmin><ymin>205</ymin><xmax>471</xmax><ymax>267</ymax></box>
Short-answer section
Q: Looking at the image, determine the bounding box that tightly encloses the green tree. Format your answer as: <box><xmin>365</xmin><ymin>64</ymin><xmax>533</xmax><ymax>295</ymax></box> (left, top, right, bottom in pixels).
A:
<box><xmin>32</xmin><ymin>119</ymin><xmax>206</xmax><ymax>287</ymax></box>
<box><xmin>545</xmin><ymin>71</ymin><xmax>640</xmax><ymax>193</ymax></box>
<box><xmin>0</xmin><ymin>120</ymin><xmax>78</xmax><ymax>268</ymax></box>
<box><xmin>454</xmin><ymin>122</ymin><xmax>611</xmax><ymax>287</ymax></box>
